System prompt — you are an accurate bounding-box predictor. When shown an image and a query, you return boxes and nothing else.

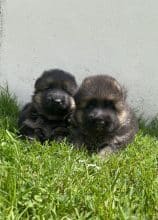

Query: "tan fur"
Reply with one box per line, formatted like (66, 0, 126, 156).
(113, 80, 122, 92)
(117, 109, 128, 125)
(70, 97, 76, 110)
(34, 93, 42, 105)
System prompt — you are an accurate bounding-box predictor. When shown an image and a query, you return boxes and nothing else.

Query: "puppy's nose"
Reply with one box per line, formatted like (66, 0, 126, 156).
(54, 98, 68, 109)
(89, 114, 104, 124)
(89, 110, 103, 120)
(95, 118, 105, 127)
(98, 119, 105, 125)
(54, 98, 62, 104)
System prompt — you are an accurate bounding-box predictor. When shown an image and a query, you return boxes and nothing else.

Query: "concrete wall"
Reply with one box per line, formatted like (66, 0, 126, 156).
(0, 0, 158, 118)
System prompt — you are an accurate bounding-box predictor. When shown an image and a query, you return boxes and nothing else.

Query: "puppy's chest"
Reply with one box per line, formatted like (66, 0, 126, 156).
(43, 119, 69, 138)
(82, 131, 113, 151)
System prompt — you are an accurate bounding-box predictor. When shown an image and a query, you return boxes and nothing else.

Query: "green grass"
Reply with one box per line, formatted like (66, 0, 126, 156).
(0, 88, 158, 220)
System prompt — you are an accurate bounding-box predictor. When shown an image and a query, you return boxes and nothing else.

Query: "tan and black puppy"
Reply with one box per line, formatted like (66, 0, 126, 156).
(70, 75, 138, 156)
(18, 69, 78, 143)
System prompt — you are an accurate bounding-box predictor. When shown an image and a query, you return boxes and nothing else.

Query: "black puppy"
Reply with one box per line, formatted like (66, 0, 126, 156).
(18, 69, 78, 142)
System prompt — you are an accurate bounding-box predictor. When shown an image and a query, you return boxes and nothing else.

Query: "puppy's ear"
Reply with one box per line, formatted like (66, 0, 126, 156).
(113, 78, 127, 102)
(121, 86, 127, 101)
(34, 72, 47, 91)
(34, 77, 42, 91)
(82, 77, 92, 87)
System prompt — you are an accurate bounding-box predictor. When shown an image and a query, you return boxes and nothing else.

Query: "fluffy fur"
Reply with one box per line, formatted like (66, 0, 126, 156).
(18, 69, 78, 142)
(69, 75, 138, 157)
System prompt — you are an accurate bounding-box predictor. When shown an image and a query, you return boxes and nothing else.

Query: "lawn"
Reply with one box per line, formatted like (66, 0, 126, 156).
(0, 88, 158, 220)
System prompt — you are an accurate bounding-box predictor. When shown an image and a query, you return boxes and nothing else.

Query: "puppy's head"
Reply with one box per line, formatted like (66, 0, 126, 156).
(33, 69, 78, 120)
(74, 75, 127, 134)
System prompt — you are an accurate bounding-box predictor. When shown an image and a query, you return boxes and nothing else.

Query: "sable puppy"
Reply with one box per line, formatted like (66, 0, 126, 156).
(18, 69, 78, 142)
(70, 75, 138, 156)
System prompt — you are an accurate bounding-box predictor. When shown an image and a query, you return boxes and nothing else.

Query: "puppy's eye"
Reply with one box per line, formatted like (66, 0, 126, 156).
(46, 87, 52, 91)
(62, 84, 68, 91)
(62, 84, 72, 95)
(103, 100, 115, 109)
(38, 87, 51, 92)
(44, 84, 55, 91)
(86, 99, 97, 109)
(62, 86, 70, 95)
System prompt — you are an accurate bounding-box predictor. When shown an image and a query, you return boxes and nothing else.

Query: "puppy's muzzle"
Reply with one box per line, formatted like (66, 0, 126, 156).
(88, 111, 111, 128)
(48, 96, 67, 109)
(46, 90, 75, 111)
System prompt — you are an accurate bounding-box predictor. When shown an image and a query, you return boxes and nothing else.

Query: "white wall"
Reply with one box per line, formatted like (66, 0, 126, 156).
(0, 0, 158, 118)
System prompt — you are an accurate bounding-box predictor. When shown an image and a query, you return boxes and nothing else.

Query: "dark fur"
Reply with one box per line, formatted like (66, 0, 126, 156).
(18, 69, 78, 142)
(69, 75, 138, 157)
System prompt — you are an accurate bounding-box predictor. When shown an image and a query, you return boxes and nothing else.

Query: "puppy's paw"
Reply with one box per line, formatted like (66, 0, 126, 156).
(97, 146, 114, 159)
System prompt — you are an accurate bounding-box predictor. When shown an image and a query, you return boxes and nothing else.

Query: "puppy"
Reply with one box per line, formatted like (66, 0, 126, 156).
(18, 69, 78, 142)
(69, 75, 138, 156)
